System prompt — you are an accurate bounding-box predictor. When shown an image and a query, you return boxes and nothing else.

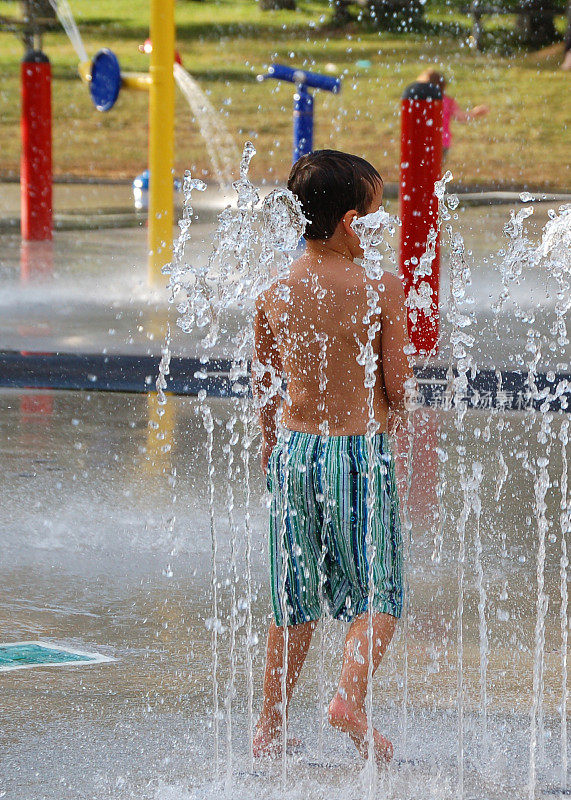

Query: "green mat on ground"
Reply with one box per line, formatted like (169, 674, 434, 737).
(0, 641, 114, 671)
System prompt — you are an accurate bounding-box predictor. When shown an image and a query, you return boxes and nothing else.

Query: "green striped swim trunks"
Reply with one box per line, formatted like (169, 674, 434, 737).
(267, 430, 403, 627)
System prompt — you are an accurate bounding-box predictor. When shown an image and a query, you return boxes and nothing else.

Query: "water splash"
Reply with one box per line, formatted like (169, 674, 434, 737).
(558, 418, 569, 792)
(156, 146, 570, 797)
(351, 215, 383, 787)
(351, 206, 398, 282)
(174, 63, 239, 190)
(528, 443, 551, 798)
(350, 207, 407, 795)
(48, 0, 88, 64)
(200, 392, 220, 776)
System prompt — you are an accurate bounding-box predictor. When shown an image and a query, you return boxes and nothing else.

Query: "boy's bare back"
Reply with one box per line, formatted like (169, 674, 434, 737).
(256, 249, 411, 437)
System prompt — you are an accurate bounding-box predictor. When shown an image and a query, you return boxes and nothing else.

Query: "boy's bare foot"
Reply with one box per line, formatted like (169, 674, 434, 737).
(328, 692, 393, 765)
(253, 716, 302, 758)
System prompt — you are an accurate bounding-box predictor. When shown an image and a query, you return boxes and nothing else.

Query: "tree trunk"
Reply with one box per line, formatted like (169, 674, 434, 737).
(516, 0, 557, 47)
(259, 0, 296, 9)
(367, 0, 424, 29)
(330, 0, 354, 26)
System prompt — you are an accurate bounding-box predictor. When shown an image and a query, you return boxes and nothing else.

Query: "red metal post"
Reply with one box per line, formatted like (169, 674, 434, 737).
(399, 81, 442, 355)
(21, 50, 53, 241)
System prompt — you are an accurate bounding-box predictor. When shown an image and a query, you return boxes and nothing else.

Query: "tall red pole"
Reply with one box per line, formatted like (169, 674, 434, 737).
(21, 49, 53, 241)
(399, 82, 442, 355)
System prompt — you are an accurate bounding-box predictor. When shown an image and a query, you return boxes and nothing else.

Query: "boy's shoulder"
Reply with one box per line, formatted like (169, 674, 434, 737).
(255, 276, 283, 312)
(370, 271, 407, 319)
(256, 257, 305, 309)
(376, 270, 406, 300)
(377, 269, 403, 290)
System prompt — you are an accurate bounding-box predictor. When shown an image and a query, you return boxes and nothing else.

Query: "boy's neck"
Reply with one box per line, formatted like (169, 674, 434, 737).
(304, 238, 355, 264)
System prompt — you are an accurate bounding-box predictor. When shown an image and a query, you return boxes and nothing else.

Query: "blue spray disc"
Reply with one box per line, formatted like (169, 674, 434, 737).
(89, 48, 121, 112)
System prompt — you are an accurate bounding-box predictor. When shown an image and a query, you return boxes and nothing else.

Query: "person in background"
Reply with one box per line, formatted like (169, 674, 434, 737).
(416, 68, 489, 160)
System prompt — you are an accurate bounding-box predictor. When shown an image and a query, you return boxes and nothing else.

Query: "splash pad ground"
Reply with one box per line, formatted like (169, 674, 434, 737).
(0, 390, 568, 800)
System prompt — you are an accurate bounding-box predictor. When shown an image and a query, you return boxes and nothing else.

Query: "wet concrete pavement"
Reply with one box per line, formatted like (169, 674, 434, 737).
(1, 389, 569, 799)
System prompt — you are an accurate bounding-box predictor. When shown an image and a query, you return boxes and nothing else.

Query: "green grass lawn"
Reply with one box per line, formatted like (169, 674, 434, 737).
(0, 0, 569, 189)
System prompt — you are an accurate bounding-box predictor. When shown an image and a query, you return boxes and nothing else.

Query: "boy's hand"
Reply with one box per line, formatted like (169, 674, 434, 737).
(388, 409, 404, 438)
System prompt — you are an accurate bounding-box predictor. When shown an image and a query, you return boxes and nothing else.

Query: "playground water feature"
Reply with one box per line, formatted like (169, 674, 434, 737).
(46, 0, 238, 191)
(2, 1, 568, 796)
(122, 143, 570, 799)
(47, 0, 87, 65)
(1, 101, 570, 800)
(173, 64, 238, 190)
(0, 182, 569, 799)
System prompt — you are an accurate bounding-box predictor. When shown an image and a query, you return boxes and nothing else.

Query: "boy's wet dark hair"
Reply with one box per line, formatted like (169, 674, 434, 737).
(287, 149, 383, 241)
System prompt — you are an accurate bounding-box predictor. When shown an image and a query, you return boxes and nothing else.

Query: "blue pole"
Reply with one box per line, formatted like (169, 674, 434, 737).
(259, 64, 340, 163)
(293, 85, 313, 163)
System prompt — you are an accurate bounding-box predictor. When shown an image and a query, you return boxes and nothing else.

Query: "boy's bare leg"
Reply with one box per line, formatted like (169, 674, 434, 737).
(253, 619, 316, 756)
(328, 612, 397, 764)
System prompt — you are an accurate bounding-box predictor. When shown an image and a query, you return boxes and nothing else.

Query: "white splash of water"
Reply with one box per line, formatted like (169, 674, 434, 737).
(48, 0, 88, 63)
(174, 62, 240, 190)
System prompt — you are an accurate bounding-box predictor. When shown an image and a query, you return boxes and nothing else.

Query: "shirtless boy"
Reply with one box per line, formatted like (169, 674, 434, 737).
(252, 150, 412, 764)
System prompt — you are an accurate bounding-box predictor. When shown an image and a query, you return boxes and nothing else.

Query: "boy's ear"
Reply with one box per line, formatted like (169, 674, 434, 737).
(341, 209, 359, 239)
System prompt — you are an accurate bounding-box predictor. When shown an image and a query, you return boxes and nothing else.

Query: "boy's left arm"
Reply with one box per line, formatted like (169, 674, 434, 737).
(378, 273, 417, 445)
(253, 297, 283, 473)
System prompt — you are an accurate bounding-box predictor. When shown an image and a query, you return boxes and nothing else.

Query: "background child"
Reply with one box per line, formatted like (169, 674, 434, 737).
(252, 150, 412, 764)
(416, 68, 489, 159)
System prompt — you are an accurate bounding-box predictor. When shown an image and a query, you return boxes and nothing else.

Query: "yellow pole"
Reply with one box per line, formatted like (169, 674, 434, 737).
(148, 0, 175, 284)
